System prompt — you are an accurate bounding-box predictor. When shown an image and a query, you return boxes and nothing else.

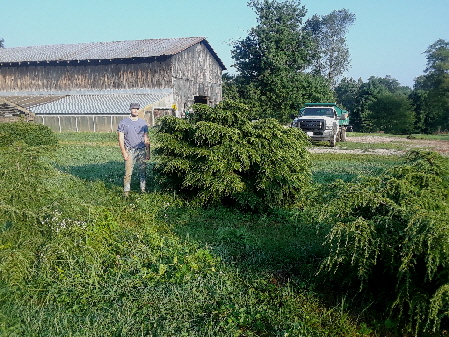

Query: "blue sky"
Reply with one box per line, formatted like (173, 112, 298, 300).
(1, 0, 447, 88)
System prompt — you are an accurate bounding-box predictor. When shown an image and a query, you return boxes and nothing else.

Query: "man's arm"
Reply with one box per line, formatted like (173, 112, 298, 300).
(118, 131, 129, 160)
(144, 132, 150, 160)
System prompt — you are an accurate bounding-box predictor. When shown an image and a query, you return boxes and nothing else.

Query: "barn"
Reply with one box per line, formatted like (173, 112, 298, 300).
(0, 37, 226, 132)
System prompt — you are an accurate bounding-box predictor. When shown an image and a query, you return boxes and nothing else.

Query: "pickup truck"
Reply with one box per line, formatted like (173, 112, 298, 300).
(291, 103, 349, 147)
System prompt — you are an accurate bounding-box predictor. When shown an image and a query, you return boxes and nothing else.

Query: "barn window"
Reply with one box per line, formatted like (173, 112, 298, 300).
(194, 96, 208, 104)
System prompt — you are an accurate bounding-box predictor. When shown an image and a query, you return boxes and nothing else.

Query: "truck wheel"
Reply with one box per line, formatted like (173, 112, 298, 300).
(329, 134, 337, 147)
(340, 128, 347, 142)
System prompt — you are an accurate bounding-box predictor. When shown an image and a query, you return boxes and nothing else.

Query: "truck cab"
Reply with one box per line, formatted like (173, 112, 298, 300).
(291, 103, 349, 147)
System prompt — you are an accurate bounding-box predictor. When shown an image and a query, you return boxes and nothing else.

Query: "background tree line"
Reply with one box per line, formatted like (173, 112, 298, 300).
(335, 39, 449, 134)
(224, 0, 449, 135)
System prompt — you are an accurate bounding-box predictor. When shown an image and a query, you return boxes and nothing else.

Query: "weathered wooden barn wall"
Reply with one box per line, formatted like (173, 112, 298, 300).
(0, 59, 172, 92)
(171, 41, 223, 110)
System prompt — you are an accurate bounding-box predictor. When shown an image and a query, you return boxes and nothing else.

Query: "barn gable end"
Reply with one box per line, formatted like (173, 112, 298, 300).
(171, 41, 224, 109)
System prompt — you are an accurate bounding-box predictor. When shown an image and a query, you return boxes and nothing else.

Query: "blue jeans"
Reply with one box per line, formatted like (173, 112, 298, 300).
(123, 147, 146, 192)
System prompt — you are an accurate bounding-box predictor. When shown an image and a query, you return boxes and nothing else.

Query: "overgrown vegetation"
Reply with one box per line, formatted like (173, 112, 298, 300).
(0, 120, 58, 147)
(2, 122, 449, 336)
(0, 125, 360, 336)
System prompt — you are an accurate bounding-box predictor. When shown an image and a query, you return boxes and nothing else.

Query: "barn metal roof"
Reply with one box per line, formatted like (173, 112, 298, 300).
(30, 92, 171, 115)
(1, 95, 65, 109)
(0, 89, 173, 115)
(0, 37, 226, 69)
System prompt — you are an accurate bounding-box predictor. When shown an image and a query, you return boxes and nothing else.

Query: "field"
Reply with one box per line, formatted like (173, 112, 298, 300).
(311, 133, 449, 156)
(1, 131, 448, 336)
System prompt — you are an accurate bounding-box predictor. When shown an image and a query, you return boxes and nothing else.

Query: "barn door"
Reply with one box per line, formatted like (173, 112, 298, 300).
(194, 96, 208, 104)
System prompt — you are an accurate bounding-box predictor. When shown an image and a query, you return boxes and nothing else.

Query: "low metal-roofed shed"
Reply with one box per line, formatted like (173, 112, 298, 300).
(0, 37, 226, 131)
(26, 89, 174, 132)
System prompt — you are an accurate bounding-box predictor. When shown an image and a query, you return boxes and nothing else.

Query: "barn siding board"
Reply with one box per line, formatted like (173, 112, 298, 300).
(0, 61, 174, 92)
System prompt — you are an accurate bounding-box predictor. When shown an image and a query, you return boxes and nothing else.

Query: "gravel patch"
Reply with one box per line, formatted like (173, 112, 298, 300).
(308, 135, 449, 156)
(309, 147, 406, 155)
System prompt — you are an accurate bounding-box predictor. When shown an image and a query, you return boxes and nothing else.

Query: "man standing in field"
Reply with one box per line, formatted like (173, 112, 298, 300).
(117, 103, 150, 197)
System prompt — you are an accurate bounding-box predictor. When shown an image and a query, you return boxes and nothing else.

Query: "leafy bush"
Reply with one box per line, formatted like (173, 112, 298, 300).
(154, 101, 311, 211)
(0, 121, 58, 148)
(320, 150, 449, 333)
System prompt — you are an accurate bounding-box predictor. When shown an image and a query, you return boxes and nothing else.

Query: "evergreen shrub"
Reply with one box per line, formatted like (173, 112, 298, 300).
(154, 101, 311, 211)
(320, 150, 449, 334)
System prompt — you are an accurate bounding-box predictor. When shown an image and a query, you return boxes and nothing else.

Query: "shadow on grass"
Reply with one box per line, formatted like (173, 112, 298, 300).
(56, 161, 158, 192)
(161, 205, 392, 335)
(164, 205, 328, 287)
(312, 171, 359, 183)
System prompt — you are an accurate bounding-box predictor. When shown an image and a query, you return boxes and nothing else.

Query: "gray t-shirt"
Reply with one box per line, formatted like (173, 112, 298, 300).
(117, 117, 148, 149)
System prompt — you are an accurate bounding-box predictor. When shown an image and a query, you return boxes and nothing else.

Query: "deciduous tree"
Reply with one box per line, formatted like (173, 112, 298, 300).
(412, 39, 449, 133)
(304, 9, 355, 87)
(425, 39, 449, 75)
(230, 0, 333, 123)
(344, 75, 411, 132)
(366, 92, 415, 134)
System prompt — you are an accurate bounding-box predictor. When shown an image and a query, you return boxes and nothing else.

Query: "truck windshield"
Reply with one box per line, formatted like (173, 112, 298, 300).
(301, 108, 334, 117)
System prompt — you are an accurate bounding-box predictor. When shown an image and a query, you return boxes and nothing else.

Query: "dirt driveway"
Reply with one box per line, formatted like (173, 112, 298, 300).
(309, 135, 449, 156)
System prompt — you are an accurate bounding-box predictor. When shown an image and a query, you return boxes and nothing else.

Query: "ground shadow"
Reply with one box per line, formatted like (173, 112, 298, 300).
(161, 205, 375, 331)
(163, 205, 328, 288)
(56, 161, 158, 192)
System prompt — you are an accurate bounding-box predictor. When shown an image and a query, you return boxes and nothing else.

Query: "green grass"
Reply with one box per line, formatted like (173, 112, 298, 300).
(57, 131, 118, 145)
(410, 133, 449, 141)
(1, 132, 420, 336)
(348, 131, 449, 141)
(311, 153, 400, 183)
